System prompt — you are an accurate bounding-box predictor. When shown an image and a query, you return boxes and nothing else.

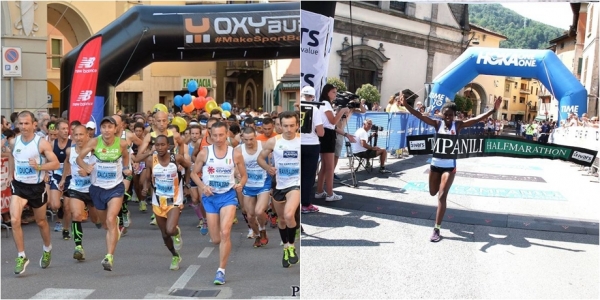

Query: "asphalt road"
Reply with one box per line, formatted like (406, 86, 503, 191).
(1, 202, 299, 299)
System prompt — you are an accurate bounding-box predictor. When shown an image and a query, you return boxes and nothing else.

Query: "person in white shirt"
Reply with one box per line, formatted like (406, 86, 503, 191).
(351, 119, 392, 174)
(299, 86, 324, 213)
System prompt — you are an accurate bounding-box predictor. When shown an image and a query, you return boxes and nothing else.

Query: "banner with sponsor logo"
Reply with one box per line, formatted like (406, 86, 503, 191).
(301, 10, 334, 99)
(183, 11, 299, 49)
(68, 35, 102, 127)
(407, 134, 598, 167)
(428, 47, 587, 126)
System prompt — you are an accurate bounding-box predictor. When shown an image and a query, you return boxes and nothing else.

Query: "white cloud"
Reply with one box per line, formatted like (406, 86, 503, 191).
(501, 2, 573, 30)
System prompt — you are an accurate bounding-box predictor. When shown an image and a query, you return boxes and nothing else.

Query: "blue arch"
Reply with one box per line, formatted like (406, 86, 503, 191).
(428, 47, 587, 125)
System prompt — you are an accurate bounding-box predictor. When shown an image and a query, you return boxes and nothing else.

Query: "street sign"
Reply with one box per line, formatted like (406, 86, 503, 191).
(2, 47, 22, 77)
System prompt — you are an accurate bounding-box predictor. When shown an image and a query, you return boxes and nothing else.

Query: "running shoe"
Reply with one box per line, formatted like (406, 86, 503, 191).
(14, 256, 29, 274)
(253, 237, 262, 248)
(40, 250, 51, 269)
(53, 222, 62, 232)
(151, 213, 155, 220)
(325, 193, 342, 202)
(150, 218, 157, 226)
(214, 270, 225, 285)
(259, 230, 269, 246)
(247, 228, 256, 239)
(102, 254, 113, 271)
(197, 219, 204, 228)
(269, 215, 278, 228)
(62, 230, 71, 240)
(314, 192, 327, 199)
(379, 167, 392, 174)
(73, 245, 85, 261)
(139, 201, 147, 212)
(282, 247, 290, 268)
(430, 228, 441, 242)
(123, 211, 131, 228)
(232, 216, 238, 224)
(170, 255, 181, 271)
(333, 174, 342, 181)
(301, 205, 319, 214)
(173, 226, 182, 251)
(200, 223, 208, 236)
(287, 245, 299, 264)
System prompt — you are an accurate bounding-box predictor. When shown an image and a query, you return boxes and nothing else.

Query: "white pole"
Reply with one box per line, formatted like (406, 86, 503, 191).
(10, 77, 14, 112)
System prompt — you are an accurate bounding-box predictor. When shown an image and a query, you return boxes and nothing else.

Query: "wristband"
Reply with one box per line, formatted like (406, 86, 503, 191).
(37, 165, 41, 171)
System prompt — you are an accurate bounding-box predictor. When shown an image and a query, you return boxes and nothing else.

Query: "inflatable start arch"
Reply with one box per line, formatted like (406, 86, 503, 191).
(60, 2, 300, 126)
(428, 47, 587, 125)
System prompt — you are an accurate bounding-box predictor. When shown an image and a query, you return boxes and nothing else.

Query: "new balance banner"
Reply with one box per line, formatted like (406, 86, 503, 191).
(182, 11, 300, 49)
(301, 9, 334, 99)
(69, 35, 102, 126)
(407, 134, 598, 167)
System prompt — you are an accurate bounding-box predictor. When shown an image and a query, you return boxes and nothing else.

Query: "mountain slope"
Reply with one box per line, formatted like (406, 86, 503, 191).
(469, 4, 566, 49)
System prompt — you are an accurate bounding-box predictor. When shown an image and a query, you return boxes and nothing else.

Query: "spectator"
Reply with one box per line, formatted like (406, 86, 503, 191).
(351, 118, 392, 174)
(300, 86, 324, 214)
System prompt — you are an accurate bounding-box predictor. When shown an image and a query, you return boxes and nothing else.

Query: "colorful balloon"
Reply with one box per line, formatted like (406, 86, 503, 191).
(183, 103, 195, 113)
(193, 96, 205, 109)
(223, 110, 231, 118)
(182, 94, 192, 106)
(221, 102, 232, 112)
(205, 100, 218, 112)
(174, 95, 183, 107)
(187, 80, 198, 93)
(198, 87, 208, 97)
(153, 103, 168, 113)
(171, 116, 187, 133)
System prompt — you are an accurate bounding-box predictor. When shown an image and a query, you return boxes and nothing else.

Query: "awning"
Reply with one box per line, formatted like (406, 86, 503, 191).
(273, 83, 281, 106)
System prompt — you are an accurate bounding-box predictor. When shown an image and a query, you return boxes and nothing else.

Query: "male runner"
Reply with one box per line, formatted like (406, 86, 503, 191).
(257, 111, 300, 268)
(190, 121, 247, 285)
(255, 117, 278, 229)
(112, 114, 143, 234)
(8, 111, 60, 274)
(240, 127, 271, 247)
(63, 125, 100, 261)
(77, 116, 131, 271)
(48, 120, 72, 240)
(143, 135, 190, 270)
(187, 124, 208, 235)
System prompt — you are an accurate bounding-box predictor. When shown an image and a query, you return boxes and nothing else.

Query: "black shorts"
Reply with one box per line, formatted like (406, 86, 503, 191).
(66, 189, 94, 207)
(272, 186, 300, 202)
(355, 150, 377, 159)
(10, 180, 48, 209)
(430, 165, 456, 174)
(319, 128, 336, 153)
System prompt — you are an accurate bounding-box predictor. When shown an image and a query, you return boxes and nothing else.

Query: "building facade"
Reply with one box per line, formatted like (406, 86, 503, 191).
(1, 0, 293, 119)
(326, 2, 470, 106)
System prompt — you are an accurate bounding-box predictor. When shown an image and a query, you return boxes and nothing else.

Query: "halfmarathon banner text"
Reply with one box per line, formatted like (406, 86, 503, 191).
(300, 10, 334, 99)
(407, 134, 598, 167)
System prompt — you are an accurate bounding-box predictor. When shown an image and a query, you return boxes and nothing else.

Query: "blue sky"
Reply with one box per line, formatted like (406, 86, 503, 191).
(501, 2, 573, 30)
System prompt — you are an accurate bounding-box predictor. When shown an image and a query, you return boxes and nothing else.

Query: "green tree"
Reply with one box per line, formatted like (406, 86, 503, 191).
(326, 77, 347, 93)
(356, 84, 381, 105)
(453, 94, 473, 113)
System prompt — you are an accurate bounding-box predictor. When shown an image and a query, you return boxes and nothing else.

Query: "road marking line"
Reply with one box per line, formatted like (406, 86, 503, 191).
(31, 288, 95, 299)
(198, 246, 214, 258)
(170, 265, 200, 291)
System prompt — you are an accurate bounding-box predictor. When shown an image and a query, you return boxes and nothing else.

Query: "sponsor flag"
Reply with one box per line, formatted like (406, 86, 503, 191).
(68, 35, 102, 127)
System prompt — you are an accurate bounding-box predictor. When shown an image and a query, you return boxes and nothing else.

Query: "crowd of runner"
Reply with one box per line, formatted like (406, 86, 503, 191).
(0, 104, 300, 285)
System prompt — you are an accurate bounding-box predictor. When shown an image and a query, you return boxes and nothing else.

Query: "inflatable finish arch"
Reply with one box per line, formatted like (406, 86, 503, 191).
(428, 47, 587, 125)
(61, 2, 300, 122)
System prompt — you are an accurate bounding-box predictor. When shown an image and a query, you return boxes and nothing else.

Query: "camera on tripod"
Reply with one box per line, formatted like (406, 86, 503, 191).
(334, 91, 361, 109)
(370, 124, 383, 132)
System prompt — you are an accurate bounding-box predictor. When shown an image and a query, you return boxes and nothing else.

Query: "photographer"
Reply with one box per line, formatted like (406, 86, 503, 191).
(300, 86, 324, 214)
(351, 119, 392, 174)
(315, 84, 349, 202)
(333, 93, 365, 181)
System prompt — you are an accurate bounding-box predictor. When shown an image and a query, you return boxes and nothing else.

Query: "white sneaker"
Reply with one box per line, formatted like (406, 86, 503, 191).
(247, 228, 256, 239)
(325, 193, 343, 202)
(315, 192, 327, 199)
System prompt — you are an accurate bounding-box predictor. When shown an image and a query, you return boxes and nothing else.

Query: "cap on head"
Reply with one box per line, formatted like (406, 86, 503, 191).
(100, 116, 117, 126)
(301, 86, 315, 96)
(86, 121, 96, 129)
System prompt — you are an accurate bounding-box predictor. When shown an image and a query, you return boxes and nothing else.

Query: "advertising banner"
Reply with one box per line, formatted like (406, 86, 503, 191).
(68, 35, 102, 126)
(183, 10, 300, 49)
(1, 157, 10, 214)
(407, 134, 598, 167)
(301, 10, 333, 99)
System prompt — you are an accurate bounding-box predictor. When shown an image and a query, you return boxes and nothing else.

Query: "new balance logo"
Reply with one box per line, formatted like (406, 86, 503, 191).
(77, 90, 93, 101)
(78, 57, 96, 68)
